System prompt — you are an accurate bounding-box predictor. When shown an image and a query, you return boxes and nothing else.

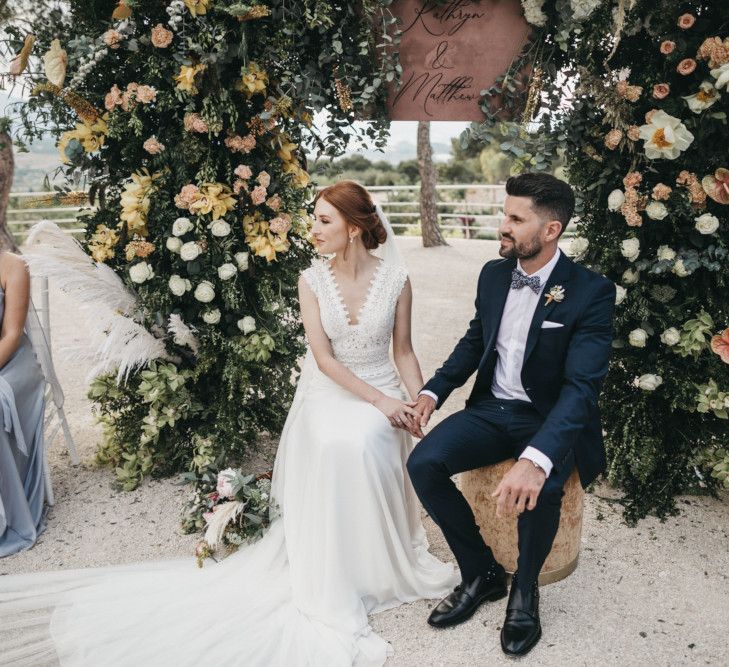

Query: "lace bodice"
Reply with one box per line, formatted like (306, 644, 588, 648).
(302, 258, 409, 379)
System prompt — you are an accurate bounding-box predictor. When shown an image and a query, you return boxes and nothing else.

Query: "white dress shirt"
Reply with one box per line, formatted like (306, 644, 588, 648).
(420, 249, 562, 477)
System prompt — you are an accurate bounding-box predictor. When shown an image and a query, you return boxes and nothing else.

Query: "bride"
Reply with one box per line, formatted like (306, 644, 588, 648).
(0, 180, 457, 666)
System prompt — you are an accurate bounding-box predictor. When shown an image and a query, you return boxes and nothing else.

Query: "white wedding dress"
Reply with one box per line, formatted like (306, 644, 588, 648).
(0, 256, 457, 666)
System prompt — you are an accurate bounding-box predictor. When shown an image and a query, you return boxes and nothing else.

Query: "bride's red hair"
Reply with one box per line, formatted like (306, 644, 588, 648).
(314, 180, 387, 250)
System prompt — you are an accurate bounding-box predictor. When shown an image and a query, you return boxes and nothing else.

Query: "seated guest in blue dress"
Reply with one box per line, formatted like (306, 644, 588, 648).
(0, 251, 47, 557)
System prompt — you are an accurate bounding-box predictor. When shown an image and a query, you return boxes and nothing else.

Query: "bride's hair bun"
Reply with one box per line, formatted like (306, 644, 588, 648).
(314, 180, 387, 250)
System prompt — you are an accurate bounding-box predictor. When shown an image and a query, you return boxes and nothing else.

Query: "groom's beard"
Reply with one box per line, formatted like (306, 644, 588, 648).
(499, 235, 542, 260)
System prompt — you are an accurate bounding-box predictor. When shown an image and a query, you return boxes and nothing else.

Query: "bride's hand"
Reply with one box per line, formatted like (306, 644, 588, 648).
(374, 395, 420, 430)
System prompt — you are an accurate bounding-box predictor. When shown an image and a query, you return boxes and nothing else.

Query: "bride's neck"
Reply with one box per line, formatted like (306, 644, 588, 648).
(331, 247, 373, 278)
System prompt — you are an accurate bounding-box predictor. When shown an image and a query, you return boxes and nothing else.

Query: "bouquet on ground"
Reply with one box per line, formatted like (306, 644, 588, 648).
(183, 467, 276, 566)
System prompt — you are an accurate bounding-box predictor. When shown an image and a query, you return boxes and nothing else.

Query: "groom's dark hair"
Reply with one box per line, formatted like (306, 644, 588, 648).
(505, 173, 575, 237)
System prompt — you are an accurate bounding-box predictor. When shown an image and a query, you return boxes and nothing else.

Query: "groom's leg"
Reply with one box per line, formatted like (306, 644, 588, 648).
(515, 449, 576, 589)
(407, 403, 513, 582)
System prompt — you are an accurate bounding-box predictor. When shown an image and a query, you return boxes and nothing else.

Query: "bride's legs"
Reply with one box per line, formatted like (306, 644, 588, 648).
(406, 403, 514, 582)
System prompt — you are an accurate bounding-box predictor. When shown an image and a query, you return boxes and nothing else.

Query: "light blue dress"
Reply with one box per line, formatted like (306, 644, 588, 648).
(0, 286, 47, 557)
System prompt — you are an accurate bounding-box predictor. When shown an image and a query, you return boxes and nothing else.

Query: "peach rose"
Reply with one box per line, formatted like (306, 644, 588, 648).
(652, 183, 672, 201)
(233, 179, 249, 195)
(151, 24, 173, 48)
(136, 85, 157, 104)
(234, 165, 252, 180)
(257, 171, 271, 188)
(143, 137, 165, 154)
(652, 83, 670, 99)
(677, 58, 697, 75)
(104, 84, 123, 111)
(623, 171, 643, 188)
(604, 129, 623, 150)
(269, 216, 291, 235)
(175, 184, 201, 210)
(627, 125, 641, 141)
(660, 40, 676, 55)
(250, 185, 267, 205)
(103, 29, 123, 49)
(266, 194, 281, 211)
(677, 13, 695, 29)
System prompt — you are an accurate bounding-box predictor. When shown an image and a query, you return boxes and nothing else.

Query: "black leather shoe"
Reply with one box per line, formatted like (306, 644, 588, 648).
(428, 564, 507, 628)
(500, 573, 541, 656)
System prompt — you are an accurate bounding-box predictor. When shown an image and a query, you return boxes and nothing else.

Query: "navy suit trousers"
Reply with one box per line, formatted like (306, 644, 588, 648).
(407, 395, 575, 588)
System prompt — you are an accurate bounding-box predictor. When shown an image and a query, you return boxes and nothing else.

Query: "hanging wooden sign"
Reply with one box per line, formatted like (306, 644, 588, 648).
(385, 0, 532, 121)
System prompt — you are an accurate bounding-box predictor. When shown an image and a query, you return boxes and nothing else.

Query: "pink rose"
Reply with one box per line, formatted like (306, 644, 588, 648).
(234, 164, 252, 180)
(104, 84, 123, 111)
(652, 83, 670, 99)
(677, 58, 697, 75)
(269, 216, 291, 235)
(136, 85, 157, 104)
(103, 29, 123, 49)
(677, 13, 695, 29)
(266, 194, 281, 211)
(151, 24, 173, 48)
(216, 469, 237, 499)
(257, 171, 271, 188)
(660, 40, 676, 55)
(143, 137, 165, 154)
(251, 185, 267, 205)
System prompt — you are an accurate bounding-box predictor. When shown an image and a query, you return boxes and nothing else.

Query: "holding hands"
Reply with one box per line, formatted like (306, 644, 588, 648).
(374, 395, 421, 431)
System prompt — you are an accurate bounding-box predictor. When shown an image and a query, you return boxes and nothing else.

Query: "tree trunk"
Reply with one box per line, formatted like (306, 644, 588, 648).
(417, 121, 447, 248)
(0, 131, 20, 252)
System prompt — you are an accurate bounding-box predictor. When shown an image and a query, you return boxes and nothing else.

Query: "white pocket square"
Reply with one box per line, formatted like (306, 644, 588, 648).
(541, 321, 564, 329)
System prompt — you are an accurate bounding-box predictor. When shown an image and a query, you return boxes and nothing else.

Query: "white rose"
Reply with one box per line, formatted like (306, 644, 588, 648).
(635, 374, 663, 391)
(129, 261, 154, 284)
(210, 220, 231, 237)
(660, 327, 681, 346)
(202, 308, 221, 324)
(234, 251, 249, 271)
(622, 268, 640, 284)
(237, 315, 256, 334)
(172, 217, 194, 237)
(166, 236, 182, 253)
(216, 468, 237, 499)
(656, 245, 676, 261)
(672, 259, 689, 277)
(694, 213, 719, 235)
(620, 238, 640, 261)
(218, 263, 237, 280)
(607, 189, 625, 212)
(628, 328, 648, 348)
(194, 280, 215, 303)
(615, 285, 627, 305)
(168, 274, 188, 296)
(567, 236, 589, 259)
(646, 201, 668, 220)
(180, 241, 201, 261)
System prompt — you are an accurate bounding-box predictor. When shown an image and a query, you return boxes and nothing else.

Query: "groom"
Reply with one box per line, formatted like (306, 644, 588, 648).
(404, 173, 615, 656)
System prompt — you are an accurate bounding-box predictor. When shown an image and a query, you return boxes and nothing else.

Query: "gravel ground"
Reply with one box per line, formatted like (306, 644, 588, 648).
(2, 237, 727, 666)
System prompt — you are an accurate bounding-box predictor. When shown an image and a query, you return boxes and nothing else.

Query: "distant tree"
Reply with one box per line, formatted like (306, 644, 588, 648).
(417, 121, 446, 247)
(396, 159, 420, 184)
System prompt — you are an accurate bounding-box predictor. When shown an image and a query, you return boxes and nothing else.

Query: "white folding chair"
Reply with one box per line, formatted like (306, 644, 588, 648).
(30, 276, 79, 507)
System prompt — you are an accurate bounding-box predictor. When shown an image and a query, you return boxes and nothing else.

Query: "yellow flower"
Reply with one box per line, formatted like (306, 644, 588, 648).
(243, 214, 290, 262)
(276, 139, 297, 163)
(175, 63, 206, 94)
(88, 224, 120, 263)
(112, 1, 132, 20)
(283, 161, 310, 189)
(188, 183, 237, 220)
(57, 114, 109, 163)
(238, 62, 268, 97)
(184, 0, 210, 17)
(119, 170, 160, 237)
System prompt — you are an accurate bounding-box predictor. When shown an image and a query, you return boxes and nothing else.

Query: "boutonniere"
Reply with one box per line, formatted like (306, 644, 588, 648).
(545, 285, 565, 306)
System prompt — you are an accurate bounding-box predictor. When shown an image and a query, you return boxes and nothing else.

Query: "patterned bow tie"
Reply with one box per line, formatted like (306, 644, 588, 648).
(510, 269, 541, 294)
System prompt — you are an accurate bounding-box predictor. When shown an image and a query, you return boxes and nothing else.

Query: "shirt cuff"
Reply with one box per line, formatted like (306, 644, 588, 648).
(519, 446, 553, 478)
(418, 389, 438, 404)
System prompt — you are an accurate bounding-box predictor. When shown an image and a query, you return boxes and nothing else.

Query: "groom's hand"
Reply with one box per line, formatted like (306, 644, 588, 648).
(492, 460, 546, 518)
(410, 394, 436, 438)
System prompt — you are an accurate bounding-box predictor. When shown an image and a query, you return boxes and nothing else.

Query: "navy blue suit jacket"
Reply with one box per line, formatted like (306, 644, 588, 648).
(422, 252, 616, 487)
